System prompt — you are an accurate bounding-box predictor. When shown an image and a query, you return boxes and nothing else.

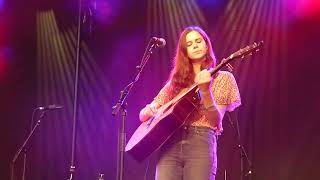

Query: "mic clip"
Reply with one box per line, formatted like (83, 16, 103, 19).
(151, 37, 166, 48)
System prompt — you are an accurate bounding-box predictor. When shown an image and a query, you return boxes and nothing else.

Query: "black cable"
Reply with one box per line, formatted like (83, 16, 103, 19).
(143, 158, 151, 180)
(30, 108, 39, 132)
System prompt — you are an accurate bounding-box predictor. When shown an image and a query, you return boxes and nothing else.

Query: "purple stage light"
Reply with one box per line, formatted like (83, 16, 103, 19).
(197, 0, 225, 7)
(0, 0, 4, 11)
(90, 0, 124, 25)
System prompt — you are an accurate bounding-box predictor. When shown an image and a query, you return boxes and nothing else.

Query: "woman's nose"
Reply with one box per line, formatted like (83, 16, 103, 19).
(193, 44, 198, 49)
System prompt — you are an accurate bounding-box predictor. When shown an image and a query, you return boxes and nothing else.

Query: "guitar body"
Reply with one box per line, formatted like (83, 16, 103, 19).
(125, 87, 199, 161)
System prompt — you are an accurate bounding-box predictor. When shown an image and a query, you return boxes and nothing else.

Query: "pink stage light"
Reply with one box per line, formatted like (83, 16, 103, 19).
(0, 48, 9, 80)
(285, 0, 320, 19)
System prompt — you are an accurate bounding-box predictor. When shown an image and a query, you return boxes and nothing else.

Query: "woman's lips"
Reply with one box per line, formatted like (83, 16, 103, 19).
(193, 50, 202, 54)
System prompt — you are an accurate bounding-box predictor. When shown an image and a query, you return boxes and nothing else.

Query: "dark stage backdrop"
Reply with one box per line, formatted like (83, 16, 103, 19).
(1, 0, 320, 180)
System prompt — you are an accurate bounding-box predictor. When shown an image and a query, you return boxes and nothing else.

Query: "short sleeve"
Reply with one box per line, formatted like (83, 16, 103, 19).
(212, 71, 241, 112)
(153, 81, 172, 106)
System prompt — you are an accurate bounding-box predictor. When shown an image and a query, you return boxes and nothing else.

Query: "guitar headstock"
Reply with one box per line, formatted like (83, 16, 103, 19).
(223, 41, 264, 63)
(210, 41, 263, 75)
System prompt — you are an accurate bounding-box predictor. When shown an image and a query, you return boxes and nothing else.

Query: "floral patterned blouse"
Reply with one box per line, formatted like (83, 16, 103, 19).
(152, 71, 241, 129)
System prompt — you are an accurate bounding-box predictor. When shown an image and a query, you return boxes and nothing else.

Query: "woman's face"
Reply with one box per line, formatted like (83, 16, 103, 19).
(185, 30, 208, 61)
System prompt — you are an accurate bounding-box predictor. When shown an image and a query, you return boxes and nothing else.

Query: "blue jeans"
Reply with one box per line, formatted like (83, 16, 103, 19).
(155, 126, 217, 180)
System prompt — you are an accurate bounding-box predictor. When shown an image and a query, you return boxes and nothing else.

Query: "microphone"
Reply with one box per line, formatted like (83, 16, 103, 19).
(37, 104, 64, 110)
(151, 37, 166, 48)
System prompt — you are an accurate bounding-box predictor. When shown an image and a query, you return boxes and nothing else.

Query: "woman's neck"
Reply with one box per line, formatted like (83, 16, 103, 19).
(192, 58, 205, 74)
(192, 63, 201, 74)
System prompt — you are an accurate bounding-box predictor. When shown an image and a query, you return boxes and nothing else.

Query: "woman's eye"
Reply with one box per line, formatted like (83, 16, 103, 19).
(187, 42, 192, 47)
(196, 38, 202, 43)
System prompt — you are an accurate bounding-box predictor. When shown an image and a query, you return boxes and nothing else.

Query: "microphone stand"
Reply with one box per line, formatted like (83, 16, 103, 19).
(226, 111, 253, 180)
(66, 0, 87, 179)
(10, 110, 47, 180)
(112, 39, 161, 180)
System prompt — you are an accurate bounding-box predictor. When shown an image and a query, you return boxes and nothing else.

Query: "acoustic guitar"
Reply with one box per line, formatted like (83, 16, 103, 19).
(125, 41, 263, 161)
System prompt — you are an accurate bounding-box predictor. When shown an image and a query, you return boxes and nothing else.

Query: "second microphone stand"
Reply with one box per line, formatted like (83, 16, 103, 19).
(226, 111, 253, 180)
(10, 110, 47, 180)
(112, 38, 162, 180)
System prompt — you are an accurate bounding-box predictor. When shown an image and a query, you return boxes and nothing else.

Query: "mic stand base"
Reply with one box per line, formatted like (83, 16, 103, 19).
(67, 166, 75, 180)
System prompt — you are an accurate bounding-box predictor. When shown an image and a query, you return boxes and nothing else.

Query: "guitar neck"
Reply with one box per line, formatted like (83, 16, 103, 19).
(209, 59, 229, 77)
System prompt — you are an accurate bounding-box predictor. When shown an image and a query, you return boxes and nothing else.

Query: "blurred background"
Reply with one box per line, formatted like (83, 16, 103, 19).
(1, 0, 320, 179)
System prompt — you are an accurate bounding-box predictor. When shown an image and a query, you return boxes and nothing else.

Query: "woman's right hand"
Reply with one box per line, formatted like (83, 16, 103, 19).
(139, 104, 157, 122)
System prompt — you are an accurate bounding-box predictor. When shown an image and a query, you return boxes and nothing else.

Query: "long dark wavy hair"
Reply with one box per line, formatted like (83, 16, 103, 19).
(167, 26, 217, 97)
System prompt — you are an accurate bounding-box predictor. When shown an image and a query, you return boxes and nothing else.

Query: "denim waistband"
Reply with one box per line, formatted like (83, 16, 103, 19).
(181, 125, 213, 132)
